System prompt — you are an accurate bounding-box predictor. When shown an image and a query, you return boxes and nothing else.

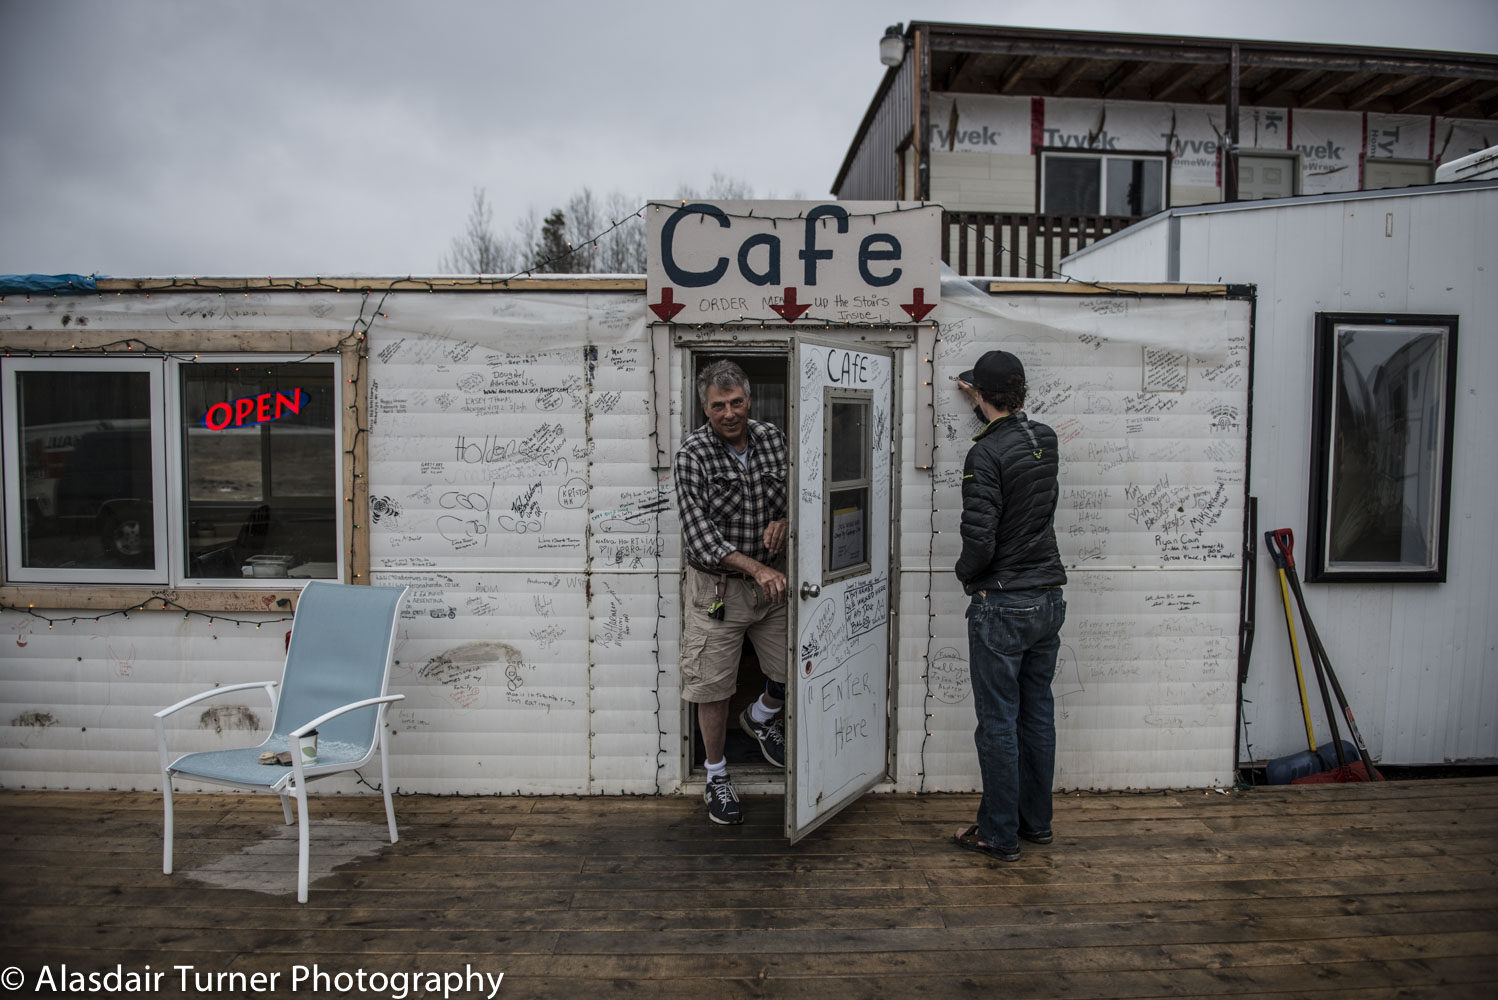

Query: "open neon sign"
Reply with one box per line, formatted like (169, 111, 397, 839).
(203, 389, 307, 430)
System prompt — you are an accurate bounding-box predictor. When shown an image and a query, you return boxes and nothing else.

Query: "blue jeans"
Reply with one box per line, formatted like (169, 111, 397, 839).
(966, 587, 1066, 849)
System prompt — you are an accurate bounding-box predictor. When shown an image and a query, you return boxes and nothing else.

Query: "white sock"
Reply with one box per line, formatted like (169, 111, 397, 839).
(705, 758, 728, 781)
(750, 695, 778, 725)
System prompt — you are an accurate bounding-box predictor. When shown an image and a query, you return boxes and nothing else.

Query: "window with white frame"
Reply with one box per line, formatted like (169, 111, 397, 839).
(1041, 152, 1167, 217)
(2, 355, 341, 586)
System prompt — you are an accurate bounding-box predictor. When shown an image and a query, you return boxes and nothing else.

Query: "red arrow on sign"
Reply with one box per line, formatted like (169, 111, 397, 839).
(650, 287, 685, 322)
(901, 287, 936, 322)
(770, 287, 810, 323)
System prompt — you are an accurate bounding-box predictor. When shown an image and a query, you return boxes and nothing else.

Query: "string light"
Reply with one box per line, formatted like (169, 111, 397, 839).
(920, 334, 939, 792)
(7, 204, 994, 796)
(2, 598, 292, 631)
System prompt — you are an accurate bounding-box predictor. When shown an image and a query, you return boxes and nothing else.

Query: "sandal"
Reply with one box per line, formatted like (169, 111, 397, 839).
(954, 824, 1020, 862)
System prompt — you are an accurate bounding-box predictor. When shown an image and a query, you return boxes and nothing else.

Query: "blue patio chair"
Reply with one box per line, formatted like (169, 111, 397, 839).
(154, 581, 409, 902)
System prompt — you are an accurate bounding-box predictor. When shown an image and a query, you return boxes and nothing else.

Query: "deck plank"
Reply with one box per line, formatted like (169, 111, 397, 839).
(3, 779, 1497, 996)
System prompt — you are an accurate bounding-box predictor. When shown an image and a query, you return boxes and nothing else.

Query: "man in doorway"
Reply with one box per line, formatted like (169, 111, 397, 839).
(674, 360, 790, 824)
(950, 350, 1068, 861)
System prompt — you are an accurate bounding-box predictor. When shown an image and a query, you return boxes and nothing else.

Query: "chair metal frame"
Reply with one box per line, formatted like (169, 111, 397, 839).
(155, 582, 408, 902)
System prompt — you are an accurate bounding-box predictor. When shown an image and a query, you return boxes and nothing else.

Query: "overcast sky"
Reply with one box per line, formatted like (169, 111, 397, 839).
(2, 0, 1494, 277)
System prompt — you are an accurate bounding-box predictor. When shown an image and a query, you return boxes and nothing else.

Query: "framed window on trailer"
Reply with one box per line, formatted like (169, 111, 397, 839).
(1, 355, 343, 587)
(1306, 313, 1458, 582)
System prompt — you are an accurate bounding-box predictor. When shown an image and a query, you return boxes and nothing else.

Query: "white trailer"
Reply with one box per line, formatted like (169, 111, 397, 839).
(2, 205, 1255, 834)
(1064, 180, 1498, 771)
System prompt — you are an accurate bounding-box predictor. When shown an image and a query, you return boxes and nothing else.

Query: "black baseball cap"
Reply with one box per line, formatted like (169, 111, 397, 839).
(958, 350, 1025, 391)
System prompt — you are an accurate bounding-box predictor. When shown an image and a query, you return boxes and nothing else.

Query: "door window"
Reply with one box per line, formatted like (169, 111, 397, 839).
(823, 390, 873, 581)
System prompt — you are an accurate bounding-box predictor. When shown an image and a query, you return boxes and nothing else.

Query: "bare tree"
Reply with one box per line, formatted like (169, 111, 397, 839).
(442, 174, 754, 276)
(599, 191, 647, 274)
(676, 171, 756, 201)
(509, 207, 540, 270)
(439, 188, 506, 274)
(562, 188, 602, 272)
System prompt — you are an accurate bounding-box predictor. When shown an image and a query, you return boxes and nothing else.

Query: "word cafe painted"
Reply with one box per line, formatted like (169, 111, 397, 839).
(646, 201, 941, 327)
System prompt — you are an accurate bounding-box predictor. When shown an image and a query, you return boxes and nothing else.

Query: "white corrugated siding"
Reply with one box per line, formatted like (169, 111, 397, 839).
(365, 323, 682, 795)
(1, 610, 292, 791)
(2, 283, 1251, 795)
(897, 288, 1251, 791)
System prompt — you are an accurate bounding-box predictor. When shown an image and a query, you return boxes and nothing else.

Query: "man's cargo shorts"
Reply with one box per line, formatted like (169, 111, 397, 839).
(679, 564, 788, 703)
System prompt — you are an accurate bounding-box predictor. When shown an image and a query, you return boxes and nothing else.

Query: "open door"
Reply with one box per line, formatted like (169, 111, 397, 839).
(786, 338, 894, 842)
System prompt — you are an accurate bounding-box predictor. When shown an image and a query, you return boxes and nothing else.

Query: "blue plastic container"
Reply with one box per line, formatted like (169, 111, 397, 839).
(1265, 741, 1360, 784)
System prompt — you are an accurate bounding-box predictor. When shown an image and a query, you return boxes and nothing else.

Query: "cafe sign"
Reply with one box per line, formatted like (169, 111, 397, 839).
(646, 200, 941, 327)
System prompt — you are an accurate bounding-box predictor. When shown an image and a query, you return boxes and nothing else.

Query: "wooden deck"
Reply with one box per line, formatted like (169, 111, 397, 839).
(2, 778, 1497, 998)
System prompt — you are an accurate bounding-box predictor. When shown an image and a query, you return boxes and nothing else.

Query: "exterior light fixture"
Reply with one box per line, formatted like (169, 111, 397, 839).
(879, 23, 905, 68)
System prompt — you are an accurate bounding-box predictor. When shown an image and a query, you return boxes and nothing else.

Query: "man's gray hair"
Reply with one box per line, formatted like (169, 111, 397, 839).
(696, 359, 751, 406)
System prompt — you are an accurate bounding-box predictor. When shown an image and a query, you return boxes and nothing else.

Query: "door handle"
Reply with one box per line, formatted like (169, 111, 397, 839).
(800, 582, 821, 600)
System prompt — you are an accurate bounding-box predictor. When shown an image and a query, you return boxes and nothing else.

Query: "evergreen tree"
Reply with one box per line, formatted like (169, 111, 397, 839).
(531, 209, 571, 273)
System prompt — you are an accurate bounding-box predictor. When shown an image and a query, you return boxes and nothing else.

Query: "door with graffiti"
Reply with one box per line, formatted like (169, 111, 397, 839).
(786, 338, 894, 842)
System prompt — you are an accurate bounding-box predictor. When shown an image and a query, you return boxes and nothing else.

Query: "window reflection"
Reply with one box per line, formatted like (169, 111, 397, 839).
(15, 370, 156, 570)
(182, 363, 338, 579)
(1327, 329, 1445, 568)
(824, 391, 873, 581)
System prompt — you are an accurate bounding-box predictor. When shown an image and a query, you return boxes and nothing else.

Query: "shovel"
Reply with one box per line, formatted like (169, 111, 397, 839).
(1262, 530, 1332, 783)
(1267, 530, 1382, 783)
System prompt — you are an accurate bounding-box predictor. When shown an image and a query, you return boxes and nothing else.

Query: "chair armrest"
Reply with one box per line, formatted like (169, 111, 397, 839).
(156, 681, 279, 776)
(289, 694, 405, 739)
(155, 681, 279, 720)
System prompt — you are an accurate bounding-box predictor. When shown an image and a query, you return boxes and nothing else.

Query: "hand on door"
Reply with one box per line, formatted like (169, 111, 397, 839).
(762, 518, 788, 558)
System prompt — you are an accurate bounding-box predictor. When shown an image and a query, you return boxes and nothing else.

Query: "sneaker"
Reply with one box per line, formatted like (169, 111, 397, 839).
(739, 707, 786, 768)
(703, 774, 744, 825)
(1019, 829, 1054, 845)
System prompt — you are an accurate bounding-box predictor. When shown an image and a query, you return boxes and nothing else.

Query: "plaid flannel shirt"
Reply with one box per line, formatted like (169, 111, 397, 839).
(674, 418, 788, 569)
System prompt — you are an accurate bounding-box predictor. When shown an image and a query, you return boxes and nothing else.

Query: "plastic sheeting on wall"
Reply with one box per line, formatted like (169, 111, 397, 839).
(1, 279, 1250, 795)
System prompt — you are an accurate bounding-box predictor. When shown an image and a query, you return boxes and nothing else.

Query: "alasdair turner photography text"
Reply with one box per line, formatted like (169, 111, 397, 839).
(9, 963, 505, 998)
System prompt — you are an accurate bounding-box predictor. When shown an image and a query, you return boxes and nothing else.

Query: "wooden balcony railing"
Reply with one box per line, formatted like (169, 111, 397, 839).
(941, 212, 1140, 279)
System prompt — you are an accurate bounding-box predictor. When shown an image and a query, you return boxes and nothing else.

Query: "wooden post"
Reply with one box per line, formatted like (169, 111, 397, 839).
(341, 338, 370, 584)
(910, 26, 922, 200)
(1225, 43, 1241, 203)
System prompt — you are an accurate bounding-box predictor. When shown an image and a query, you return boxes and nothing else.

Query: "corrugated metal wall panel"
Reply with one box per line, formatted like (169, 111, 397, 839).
(1, 611, 289, 790)
(836, 57, 913, 201)
(363, 324, 685, 795)
(588, 573, 676, 794)
(3, 283, 1256, 797)
(587, 339, 680, 793)
(1158, 187, 1498, 767)
(897, 292, 1250, 792)
(375, 569, 592, 793)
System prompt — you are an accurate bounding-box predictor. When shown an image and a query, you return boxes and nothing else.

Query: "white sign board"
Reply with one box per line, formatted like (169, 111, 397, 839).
(645, 200, 941, 327)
